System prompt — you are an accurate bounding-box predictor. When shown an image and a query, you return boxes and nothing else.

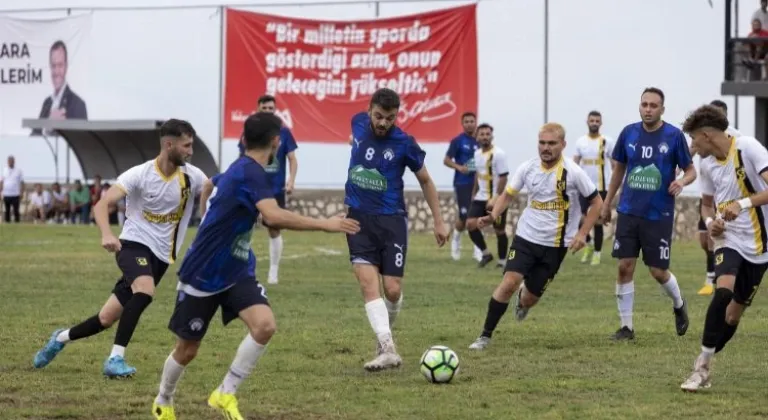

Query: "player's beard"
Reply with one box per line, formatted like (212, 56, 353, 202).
(588, 125, 599, 134)
(370, 122, 391, 137)
(170, 150, 187, 166)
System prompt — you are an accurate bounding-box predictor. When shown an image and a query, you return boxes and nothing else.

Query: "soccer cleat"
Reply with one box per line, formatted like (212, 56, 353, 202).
(103, 355, 137, 378)
(590, 252, 601, 266)
(152, 402, 176, 420)
(580, 245, 594, 263)
(698, 283, 714, 296)
(681, 366, 711, 392)
(477, 254, 494, 268)
(33, 328, 66, 369)
(513, 288, 529, 322)
(268, 266, 278, 285)
(208, 389, 244, 420)
(496, 260, 505, 269)
(611, 326, 635, 341)
(364, 341, 402, 371)
(674, 299, 689, 336)
(473, 246, 483, 262)
(450, 240, 461, 261)
(468, 336, 490, 350)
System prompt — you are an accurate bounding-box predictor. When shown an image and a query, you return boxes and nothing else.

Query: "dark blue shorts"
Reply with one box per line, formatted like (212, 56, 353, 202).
(346, 208, 409, 277)
(611, 212, 673, 270)
(168, 278, 270, 341)
(454, 184, 474, 222)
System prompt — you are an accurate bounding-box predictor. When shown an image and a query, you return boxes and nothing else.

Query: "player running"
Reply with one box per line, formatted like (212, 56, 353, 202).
(346, 88, 448, 372)
(468, 122, 603, 350)
(679, 104, 768, 391)
(151, 112, 359, 420)
(693, 100, 743, 296)
(573, 110, 615, 266)
(466, 123, 511, 268)
(33, 119, 208, 378)
(601, 87, 696, 341)
(444, 112, 482, 262)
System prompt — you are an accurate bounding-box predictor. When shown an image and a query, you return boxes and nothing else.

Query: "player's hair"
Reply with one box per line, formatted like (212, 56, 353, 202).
(258, 94, 276, 105)
(540, 122, 566, 140)
(461, 112, 476, 120)
(159, 119, 196, 140)
(641, 87, 665, 104)
(587, 110, 601, 118)
(50, 40, 67, 61)
(681, 105, 730, 134)
(369, 88, 400, 111)
(243, 112, 283, 150)
(477, 123, 493, 132)
(710, 99, 728, 113)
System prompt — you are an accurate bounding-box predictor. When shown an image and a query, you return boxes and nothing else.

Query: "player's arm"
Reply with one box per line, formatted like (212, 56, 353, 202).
(258, 199, 357, 232)
(443, 139, 463, 171)
(489, 163, 525, 221)
(742, 140, 768, 208)
(573, 141, 582, 165)
(94, 185, 128, 237)
(414, 166, 444, 224)
(576, 169, 603, 238)
(199, 178, 214, 215)
(604, 130, 628, 208)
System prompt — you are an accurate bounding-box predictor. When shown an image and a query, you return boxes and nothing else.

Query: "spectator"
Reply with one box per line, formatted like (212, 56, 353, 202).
(745, 19, 768, 80)
(68, 180, 90, 224)
(0, 155, 24, 223)
(753, 0, 768, 31)
(27, 183, 52, 223)
(50, 182, 69, 223)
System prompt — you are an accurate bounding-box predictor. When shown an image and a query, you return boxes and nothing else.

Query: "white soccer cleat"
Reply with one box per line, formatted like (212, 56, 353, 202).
(680, 368, 711, 392)
(364, 342, 402, 372)
(450, 246, 461, 261)
(473, 246, 483, 262)
(468, 336, 490, 350)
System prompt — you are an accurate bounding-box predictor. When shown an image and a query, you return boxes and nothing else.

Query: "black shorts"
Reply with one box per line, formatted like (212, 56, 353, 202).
(112, 240, 169, 306)
(168, 278, 270, 341)
(262, 192, 286, 228)
(346, 208, 409, 277)
(579, 191, 607, 215)
(611, 213, 673, 270)
(504, 236, 568, 298)
(468, 200, 507, 229)
(698, 199, 707, 232)
(713, 248, 768, 306)
(454, 184, 474, 222)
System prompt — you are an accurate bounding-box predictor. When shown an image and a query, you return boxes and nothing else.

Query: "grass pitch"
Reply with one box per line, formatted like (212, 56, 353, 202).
(2, 224, 768, 419)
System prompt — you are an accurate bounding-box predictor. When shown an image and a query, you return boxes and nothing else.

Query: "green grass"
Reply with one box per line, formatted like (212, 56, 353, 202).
(2, 224, 768, 419)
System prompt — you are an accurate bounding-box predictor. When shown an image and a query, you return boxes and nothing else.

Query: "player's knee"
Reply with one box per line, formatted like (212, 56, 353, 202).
(617, 260, 635, 279)
(97, 308, 119, 328)
(725, 301, 745, 325)
(268, 227, 281, 238)
(249, 318, 277, 343)
(648, 267, 667, 283)
(131, 276, 155, 296)
(382, 280, 401, 301)
(174, 339, 201, 365)
(497, 273, 522, 300)
(466, 218, 478, 231)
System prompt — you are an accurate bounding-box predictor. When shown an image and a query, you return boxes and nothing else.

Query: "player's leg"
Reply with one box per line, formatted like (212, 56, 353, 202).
(266, 193, 286, 284)
(515, 247, 569, 321)
(154, 288, 221, 418)
(578, 195, 594, 264)
(467, 200, 494, 267)
(698, 226, 716, 296)
(451, 184, 471, 261)
(610, 213, 642, 340)
(468, 236, 536, 350)
(492, 208, 509, 268)
(33, 293, 123, 369)
(639, 217, 688, 337)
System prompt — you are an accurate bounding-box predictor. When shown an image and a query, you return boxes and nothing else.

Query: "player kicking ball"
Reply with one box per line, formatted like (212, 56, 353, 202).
(345, 88, 448, 371)
(679, 105, 768, 391)
(468, 123, 603, 350)
(151, 112, 360, 420)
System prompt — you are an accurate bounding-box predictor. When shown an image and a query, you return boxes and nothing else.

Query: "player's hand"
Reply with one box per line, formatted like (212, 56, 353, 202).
(709, 218, 725, 237)
(50, 108, 66, 120)
(722, 201, 742, 221)
(457, 165, 469, 174)
(569, 233, 588, 254)
(477, 215, 493, 228)
(433, 219, 449, 247)
(101, 233, 121, 253)
(324, 215, 360, 234)
(668, 180, 685, 196)
(599, 206, 612, 225)
(285, 181, 294, 195)
(485, 198, 496, 210)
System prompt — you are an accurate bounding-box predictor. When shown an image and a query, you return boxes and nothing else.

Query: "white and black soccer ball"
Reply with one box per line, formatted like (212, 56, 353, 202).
(419, 345, 460, 384)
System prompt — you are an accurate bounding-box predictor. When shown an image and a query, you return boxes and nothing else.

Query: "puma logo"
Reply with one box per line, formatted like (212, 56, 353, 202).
(393, 243, 404, 252)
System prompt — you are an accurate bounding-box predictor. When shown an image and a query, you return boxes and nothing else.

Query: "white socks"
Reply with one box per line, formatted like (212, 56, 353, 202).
(365, 298, 392, 344)
(155, 354, 186, 405)
(616, 281, 635, 331)
(661, 272, 684, 309)
(110, 344, 126, 358)
(219, 334, 267, 395)
(268, 235, 283, 283)
(706, 272, 715, 286)
(451, 229, 462, 246)
(56, 329, 71, 344)
(384, 294, 403, 326)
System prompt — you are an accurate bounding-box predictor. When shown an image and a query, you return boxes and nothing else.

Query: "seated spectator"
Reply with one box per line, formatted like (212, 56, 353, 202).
(68, 180, 91, 224)
(27, 183, 52, 223)
(50, 182, 69, 223)
(754, 0, 768, 30)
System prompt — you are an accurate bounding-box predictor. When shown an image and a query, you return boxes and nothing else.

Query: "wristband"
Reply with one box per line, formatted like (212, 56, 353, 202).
(705, 217, 714, 229)
(738, 198, 753, 210)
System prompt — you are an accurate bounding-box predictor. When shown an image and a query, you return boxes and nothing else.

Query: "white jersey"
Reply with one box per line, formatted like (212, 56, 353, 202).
(114, 159, 207, 264)
(473, 146, 509, 201)
(507, 157, 597, 248)
(699, 135, 768, 264)
(573, 134, 614, 192)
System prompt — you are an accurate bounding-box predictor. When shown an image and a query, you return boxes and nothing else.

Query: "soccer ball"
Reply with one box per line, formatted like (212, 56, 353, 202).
(419, 345, 460, 384)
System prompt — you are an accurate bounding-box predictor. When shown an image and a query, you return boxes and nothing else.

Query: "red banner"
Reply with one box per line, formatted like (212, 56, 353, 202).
(222, 5, 478, 143)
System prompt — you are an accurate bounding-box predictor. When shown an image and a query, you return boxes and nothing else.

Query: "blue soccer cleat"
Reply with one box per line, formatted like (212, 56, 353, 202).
(33, 328, 66, 369)
(103, 355, 137, 378)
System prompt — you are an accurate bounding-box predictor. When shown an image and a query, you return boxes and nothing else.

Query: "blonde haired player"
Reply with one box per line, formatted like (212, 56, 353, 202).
(467, 123, 603, 350)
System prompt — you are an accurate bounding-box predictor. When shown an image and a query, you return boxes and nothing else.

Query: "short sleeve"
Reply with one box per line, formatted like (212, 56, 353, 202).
(506, 161, 528, 194)
(494, 150, 510, 176)
(674, 130, 693, 170)
(115, 165, 143, 196)
(745, 138, 768, 175)
(605, 137, 616, 159)
(242, 164, 275, 206)
(191, 167, 208, 195)
(282, 128, 298, 153)
(699, 164, 715, 196)
(445, 138, 458, 159)
(612, 127, 628, 163)
(405, 136, 426, 173)
(573, 165, 598, 198)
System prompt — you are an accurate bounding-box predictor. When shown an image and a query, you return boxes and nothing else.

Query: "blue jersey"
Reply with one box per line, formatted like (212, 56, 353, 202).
(177, 156, 274, 293)
(345, 112, 426, 216)
(238, 126, 297, 195)
(612, 121, 692, 221)
(445, 133, 478, 186)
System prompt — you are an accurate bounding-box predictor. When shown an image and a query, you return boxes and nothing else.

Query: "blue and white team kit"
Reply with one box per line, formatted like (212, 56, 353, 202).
(445, 132, 478, 220)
